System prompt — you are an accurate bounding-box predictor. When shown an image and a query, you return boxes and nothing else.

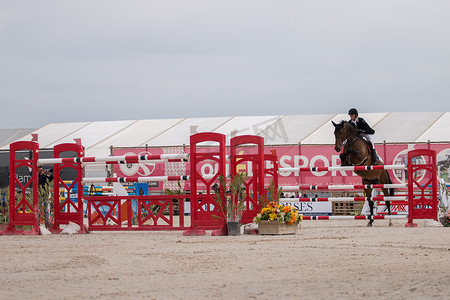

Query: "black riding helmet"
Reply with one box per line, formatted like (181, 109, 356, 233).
(348, 108, 358, 116)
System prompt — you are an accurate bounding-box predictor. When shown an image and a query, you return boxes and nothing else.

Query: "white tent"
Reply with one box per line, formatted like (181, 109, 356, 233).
(0, 128, 35, 148)
(2, 112, 450, 178)
(3, 112, 450, 154)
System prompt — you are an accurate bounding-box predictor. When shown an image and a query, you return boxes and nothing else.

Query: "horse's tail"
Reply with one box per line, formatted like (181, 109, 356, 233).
(385, 170, 395, 196)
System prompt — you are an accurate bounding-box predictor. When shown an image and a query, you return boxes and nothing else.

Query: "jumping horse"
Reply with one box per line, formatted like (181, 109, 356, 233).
(332, 120, 394, 226)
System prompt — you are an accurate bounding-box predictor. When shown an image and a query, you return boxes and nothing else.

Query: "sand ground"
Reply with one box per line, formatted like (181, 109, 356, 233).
(1, 219, 449, 300)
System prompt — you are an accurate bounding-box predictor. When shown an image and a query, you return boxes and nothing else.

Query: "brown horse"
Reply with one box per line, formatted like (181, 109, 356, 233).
(332, 120, 393, 226)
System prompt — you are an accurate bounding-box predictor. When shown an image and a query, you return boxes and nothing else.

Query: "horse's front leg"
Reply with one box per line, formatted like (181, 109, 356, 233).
(382, 188, 393, 227)
(386, 200, 393, 226)
(339, 152, 350, 166)
(364, 187, 374, 227)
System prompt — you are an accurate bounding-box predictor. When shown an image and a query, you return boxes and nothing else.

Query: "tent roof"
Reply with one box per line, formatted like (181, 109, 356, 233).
(0, 128, 35, 148)
(372, 112, 444, 143)
(2, 113, 450, 158)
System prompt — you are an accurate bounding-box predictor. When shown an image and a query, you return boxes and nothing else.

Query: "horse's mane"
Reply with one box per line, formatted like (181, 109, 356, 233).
(334, 120, 359, 137)
(335, 120, 355, 129)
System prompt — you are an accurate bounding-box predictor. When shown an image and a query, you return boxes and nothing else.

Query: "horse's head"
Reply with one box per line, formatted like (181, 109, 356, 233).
(332, 120, 347, 152)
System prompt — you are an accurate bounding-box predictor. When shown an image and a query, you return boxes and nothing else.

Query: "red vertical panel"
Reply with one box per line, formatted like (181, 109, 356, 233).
(230, 135, 265, 224)
(0, 141, 40, 235)
(51, 143, 85, 233)
(406, 149, 438, 227)
(184, 132, 227, 236)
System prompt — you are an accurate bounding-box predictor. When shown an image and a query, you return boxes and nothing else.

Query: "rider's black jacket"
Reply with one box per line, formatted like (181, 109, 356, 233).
(348, 117, 375, 135)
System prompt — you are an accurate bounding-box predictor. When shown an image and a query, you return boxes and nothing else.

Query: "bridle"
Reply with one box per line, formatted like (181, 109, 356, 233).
(341, 132, 359, 148)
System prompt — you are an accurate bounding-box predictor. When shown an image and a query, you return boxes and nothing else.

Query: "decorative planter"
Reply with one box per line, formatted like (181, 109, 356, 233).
(257, 220, 299, 235)
(227, 222, 241, 236)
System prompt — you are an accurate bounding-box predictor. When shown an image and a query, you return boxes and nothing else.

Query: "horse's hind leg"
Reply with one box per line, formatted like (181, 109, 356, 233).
(367, 200, 374, 227)
(364, 187, 374, 227)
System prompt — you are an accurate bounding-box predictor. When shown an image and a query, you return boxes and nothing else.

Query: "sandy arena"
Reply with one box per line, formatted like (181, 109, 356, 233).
(1, 219, 449, 300)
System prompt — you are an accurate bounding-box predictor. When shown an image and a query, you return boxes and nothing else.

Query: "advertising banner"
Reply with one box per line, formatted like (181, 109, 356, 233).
(113, 143, 450, 192)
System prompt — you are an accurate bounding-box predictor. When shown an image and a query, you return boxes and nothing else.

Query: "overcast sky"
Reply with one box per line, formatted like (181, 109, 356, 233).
(1, 1, 450, 129)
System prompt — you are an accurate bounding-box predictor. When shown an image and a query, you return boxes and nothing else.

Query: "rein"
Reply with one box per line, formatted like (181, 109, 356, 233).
(351, 154, 369, 166)
(342, 133, 360, 146)
(342, 132, 369, 166)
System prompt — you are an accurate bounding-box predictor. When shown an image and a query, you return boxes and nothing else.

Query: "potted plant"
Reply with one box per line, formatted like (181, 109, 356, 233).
(213, 173, 248, 235)
(260, 179, 282, 207)
(253, 201, 302, 235)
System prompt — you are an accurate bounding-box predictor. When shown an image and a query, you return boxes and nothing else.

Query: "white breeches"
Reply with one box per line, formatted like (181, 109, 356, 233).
(361, 133, 375, 146)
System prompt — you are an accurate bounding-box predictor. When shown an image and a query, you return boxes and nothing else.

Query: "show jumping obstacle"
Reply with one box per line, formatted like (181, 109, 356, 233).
(1, 133, 272, 235)
(278, 149, 438, 227)
(183, 133, 270, 236)
(0, 133, 438, 235)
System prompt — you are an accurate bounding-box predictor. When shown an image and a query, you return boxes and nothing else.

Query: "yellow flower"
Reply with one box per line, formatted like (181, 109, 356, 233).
(255, 202, 302, 223)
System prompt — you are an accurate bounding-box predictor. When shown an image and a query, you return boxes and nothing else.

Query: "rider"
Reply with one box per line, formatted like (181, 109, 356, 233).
(348, 108, 378, 162)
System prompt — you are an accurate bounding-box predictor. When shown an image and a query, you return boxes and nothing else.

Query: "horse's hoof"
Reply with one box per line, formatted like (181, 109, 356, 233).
(388, 220, 393, 227)
(367, 222, 373, 227)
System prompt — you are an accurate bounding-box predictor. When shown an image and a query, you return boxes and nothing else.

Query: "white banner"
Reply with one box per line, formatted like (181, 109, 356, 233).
(280, 199, 332, 215)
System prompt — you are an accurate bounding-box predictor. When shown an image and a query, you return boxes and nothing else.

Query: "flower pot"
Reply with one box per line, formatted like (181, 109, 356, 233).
(227, 222, 241, 236)
(257, 220, 299, 235)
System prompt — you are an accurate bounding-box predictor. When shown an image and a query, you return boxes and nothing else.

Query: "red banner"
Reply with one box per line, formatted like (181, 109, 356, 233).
(113, 143, 450, 191)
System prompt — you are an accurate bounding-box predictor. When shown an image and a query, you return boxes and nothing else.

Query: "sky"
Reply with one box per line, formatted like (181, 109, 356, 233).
(1, 0, 450, 129)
